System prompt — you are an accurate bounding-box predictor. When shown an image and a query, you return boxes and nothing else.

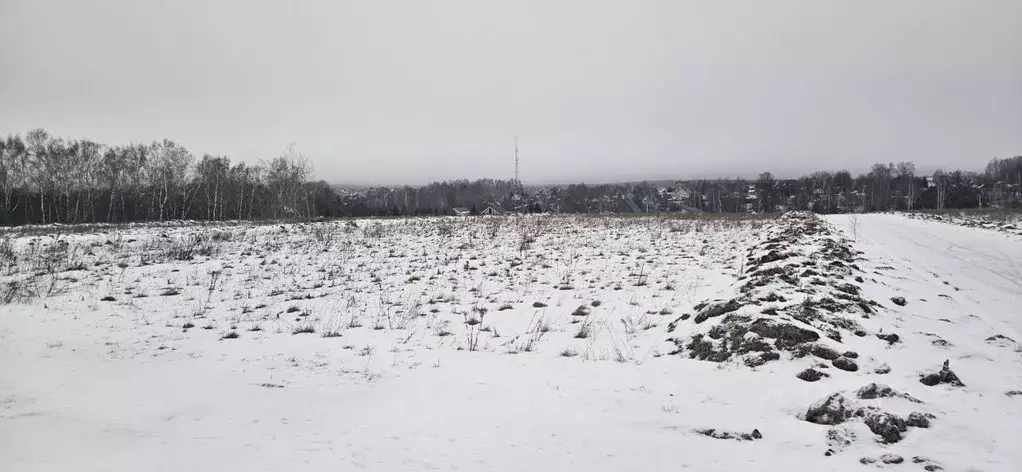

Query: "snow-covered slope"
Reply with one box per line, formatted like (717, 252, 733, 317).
(1, 214, 1019, 471)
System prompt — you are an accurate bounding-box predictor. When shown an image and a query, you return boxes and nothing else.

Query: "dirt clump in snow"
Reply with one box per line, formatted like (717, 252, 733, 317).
(985, 334, 1017, 349)
(693, 428, 762, 441)
(876, 332, 901, 345)
(880, 454, 905, 464)
(692, 298, 744, 324)
(824, 427, 856, 456)
(863, 411, 908, 443)
(919, 360, 965, 387)
(803, 387, 935, 445)
(756, 250, 790, 265)
(797, 368, 829, 382)
(804, 393, 855, 425)
(748, 318, 819, 349)
(906, 412, 936, 428)
(807, 344, 840, 360)
(831, 357, 858, 372)
(681, 334, 731, 363)
(856, 383, 921, 403)
(670, 314, 780, 366)
(570, 305, 590, 317)
(912, 456, 945, 471)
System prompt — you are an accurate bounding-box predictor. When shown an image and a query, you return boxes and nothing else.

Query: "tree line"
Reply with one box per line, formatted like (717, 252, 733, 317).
(1, 128, 1019, 225)
(0, 129, 342, 225)
(737, 158, 1021, 214)
(340, 158, 1022, 216)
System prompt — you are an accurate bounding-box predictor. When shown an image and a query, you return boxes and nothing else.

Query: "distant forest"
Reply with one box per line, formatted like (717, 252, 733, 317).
(1, 129, 1020, 225)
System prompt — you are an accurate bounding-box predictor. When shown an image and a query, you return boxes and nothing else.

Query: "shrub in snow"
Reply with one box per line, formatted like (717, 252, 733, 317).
(573, 321, 591, 339)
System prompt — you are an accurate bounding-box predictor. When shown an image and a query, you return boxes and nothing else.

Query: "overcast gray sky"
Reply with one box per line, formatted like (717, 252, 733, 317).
(1, 0, 1020, 184)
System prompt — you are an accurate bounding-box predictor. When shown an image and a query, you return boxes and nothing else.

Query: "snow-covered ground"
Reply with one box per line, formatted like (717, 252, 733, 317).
(824, 214, 1022, 468)
(904, 211, 1022, 238)
(1, 214, 1019, 471)
(828, 214, 1022, 335)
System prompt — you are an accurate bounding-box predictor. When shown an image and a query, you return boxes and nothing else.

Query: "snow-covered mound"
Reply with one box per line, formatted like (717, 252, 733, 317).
(667, 212, 876, 370)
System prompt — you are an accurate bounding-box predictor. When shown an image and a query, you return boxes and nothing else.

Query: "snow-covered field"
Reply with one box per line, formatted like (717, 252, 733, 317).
(1, 213, 1019, 471)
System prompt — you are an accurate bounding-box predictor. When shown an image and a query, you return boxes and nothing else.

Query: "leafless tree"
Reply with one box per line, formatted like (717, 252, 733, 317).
(0, 134, 28, 223)
(932, 170, 950, 210)
(896, 161, 916, 210)
(264, 143, 313, 220)
(849, 213, 861, 241)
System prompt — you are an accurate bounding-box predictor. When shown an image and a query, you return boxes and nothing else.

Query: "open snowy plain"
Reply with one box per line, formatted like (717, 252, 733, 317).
(1, 213, 1019, 471)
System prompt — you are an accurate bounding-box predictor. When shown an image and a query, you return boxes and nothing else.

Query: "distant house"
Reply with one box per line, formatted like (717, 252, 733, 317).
(676, 204, 703, 214)
(480, 205, 506, 216)
(667, 184, 691, 203)
(451, 207, 471, 216)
